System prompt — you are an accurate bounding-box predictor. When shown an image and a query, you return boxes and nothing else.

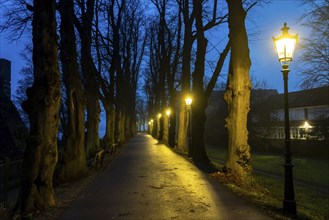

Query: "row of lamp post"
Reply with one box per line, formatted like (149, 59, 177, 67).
(147, 23, 297, 216)
(147, 96, 193, 150)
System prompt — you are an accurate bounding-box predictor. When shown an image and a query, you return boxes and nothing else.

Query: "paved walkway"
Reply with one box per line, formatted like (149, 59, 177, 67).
(61, 133, 272, 220)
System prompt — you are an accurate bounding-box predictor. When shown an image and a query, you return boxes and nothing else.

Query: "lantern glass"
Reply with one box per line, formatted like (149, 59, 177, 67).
(273, 23, 298, 69)
(274, 38, 297, 67)
(185, 97, 192, 106)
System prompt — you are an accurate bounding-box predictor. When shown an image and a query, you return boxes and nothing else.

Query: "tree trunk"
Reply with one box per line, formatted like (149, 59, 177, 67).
(58, 0, 88, 181)
(191, 101, 209, 163)
(177, 2, 193, 152)
(84, 82, 100, 158)
(125, 113, 130, 140)
(129, 110, 137, 137)
(152, 117, 158, 138)
(117, 110, 126, 143)
(18, 0, 60, 214)
(163, 113, 169, 145)
(75, 0, 100, 159)
(103, 107, 115, 148)
(190, 0, 210, 164)
(177, 100, 188, 152)
(158, 116, 164, 141)
(224, 0, 252, 180)
(168, 111, 176, 147)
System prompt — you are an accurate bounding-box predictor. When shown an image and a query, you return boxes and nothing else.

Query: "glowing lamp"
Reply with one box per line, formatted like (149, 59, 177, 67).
(166, 109, 171, 117)
(273, 22, 298, 69)
(302, 121, 312, 130)
(185, 97, 192, 106)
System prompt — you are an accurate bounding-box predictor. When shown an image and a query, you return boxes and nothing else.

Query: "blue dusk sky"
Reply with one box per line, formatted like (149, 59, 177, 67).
(0, 0, 310, 100)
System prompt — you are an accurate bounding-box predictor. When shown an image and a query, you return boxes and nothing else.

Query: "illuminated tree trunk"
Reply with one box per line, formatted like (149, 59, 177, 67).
(168, 102, 176, 147)
(163, 113, 169, 145)
(58, 0, 88, 181)
(224, 0, 252, 180)
(177, 0, 193, 152)
(18, 0, 60, 213)
(177, 100, 188, 151)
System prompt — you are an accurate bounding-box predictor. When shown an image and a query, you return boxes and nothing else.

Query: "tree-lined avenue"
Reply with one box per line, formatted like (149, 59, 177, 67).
(61, 133, 272, 220)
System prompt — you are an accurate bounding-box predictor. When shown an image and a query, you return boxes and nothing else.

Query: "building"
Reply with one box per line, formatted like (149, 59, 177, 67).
(258, 86, 329, 140)
(0, 58, 27, 162)
(204, 89, 280, 145)
(204, 86, 329, 146)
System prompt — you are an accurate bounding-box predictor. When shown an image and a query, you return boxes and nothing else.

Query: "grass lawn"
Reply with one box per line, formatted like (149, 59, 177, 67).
(206, 145, 329, 220)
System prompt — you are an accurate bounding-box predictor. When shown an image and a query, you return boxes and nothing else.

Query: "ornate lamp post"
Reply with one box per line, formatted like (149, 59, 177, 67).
(185, 97, 192, 157)
(273, 22, 298, 216)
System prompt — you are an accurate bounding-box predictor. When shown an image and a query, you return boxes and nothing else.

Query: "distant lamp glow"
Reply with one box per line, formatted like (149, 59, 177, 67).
(157, 113, 162, 119)
(301, 121, 312, 131)
(185, 97, 192, 106)
(150, 119, 154, 123)
(273, 22, 298, 69)
(166, 109, 171, 117)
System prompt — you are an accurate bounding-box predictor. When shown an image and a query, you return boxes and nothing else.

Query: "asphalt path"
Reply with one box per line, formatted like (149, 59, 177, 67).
(60, 133, 272, 220)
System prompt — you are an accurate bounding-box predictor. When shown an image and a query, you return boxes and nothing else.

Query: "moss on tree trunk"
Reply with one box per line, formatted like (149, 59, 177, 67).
(79, 0, 100, 159)
(224, 0, 252, 180)
(177, 100, 188, 152)
(58, 0, 88, 182)
(17, 0, 60, 215)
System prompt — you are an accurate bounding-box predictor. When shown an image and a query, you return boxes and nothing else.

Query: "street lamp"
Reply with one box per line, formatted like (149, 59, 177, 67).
(273, 22, 298, 216)
(185, 97, 192, 157)
(166, 109, 171, 117)
(185, 97, 192, 106)
(301, 121, 311, 131)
